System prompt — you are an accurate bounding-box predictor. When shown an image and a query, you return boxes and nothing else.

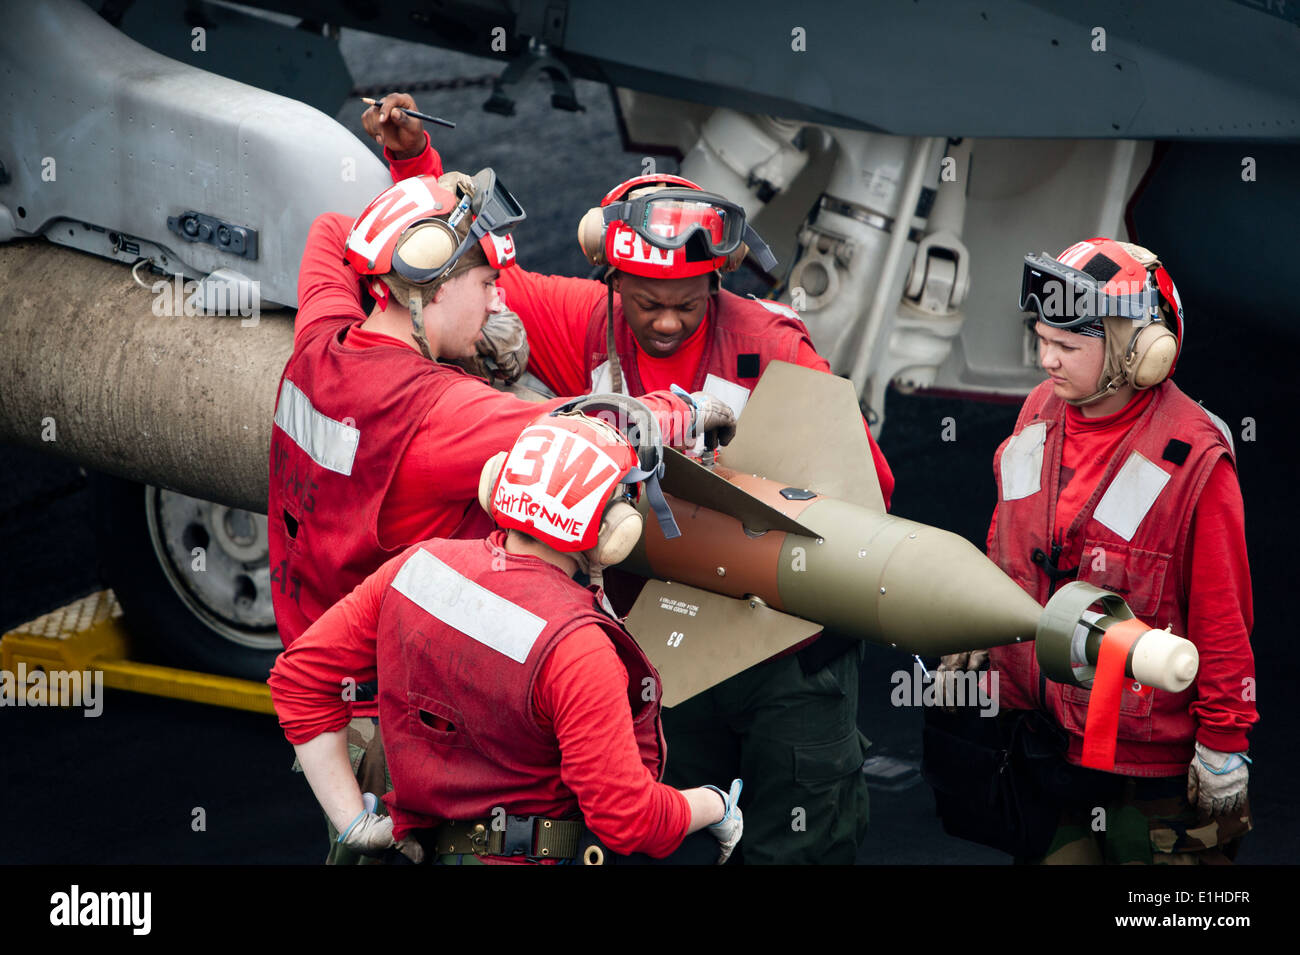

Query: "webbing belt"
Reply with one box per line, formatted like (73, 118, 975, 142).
(434, 815, 584, 860)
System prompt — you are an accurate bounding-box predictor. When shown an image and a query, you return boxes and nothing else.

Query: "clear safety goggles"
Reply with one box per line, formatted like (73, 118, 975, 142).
(602, 188, 777, 272)
(394, 167, 526, 285)
(1020, 252, 1160, 328)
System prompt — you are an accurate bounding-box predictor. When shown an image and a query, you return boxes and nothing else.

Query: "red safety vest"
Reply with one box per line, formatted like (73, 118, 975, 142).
(987, 380, 1233, 776)
(582, 289, 810, 395)
(268, 318, 493, 651)
(375, 535, 667, 839)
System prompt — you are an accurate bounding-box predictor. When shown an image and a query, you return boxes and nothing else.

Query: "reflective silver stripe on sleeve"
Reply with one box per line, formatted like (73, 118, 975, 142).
(391, 548, 546, 664)
(273, 379, 360, 476)
(1093, 451, 1171, 542)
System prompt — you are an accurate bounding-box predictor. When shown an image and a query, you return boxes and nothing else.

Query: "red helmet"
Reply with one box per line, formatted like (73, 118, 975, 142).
(1022, 238, 1181, 334)
(344, 173, 520, 286)
(578, 174, 776, 279)
(484, 413, 641, 553)
(1021, 237, 1185, 396)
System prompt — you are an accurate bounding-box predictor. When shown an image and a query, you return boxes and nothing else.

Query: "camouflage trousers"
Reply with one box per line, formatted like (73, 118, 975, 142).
(1027, 775, 1252, 865)
(660, 642, 871, 864)
(291, 716, 393, 866)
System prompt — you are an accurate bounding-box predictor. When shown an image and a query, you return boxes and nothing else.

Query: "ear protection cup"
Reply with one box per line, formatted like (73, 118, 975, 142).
(395, 218, 460, 276)
(478, 451, 507, 516)
(591, 500, 643, 568)
(1126, 322, 1178, 389)
(578, 206, 607, 266)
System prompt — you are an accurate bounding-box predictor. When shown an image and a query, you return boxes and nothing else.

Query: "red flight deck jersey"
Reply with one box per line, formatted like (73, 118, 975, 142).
(268, 214, 695, 670)
(269, 531, 692, 859)
(986, 380, 1256, 775)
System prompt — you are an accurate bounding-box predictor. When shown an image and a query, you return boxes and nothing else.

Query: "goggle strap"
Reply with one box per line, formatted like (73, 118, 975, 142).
(742, 223, 778, 274)
(625, 462, 680, 540)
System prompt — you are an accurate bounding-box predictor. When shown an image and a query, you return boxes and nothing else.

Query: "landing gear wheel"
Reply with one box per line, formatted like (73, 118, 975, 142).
(93, 474, 282, 681)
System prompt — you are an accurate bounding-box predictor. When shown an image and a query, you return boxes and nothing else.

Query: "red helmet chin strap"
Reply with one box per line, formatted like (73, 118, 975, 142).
(407, 292, 433, 361)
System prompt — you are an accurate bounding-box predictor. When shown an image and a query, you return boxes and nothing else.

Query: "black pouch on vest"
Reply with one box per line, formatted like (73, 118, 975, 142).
(920, 707, 1065, 858)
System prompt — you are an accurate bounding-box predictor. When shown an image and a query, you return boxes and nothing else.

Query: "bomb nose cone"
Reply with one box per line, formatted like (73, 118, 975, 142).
(874, 521, 1044, 654)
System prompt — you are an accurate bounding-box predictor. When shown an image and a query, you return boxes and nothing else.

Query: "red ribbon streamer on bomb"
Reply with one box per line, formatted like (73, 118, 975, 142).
(1081, 618, 1154, 770)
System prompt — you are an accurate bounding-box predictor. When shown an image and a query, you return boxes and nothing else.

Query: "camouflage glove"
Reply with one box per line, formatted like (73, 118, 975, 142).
(475, 308, 529, 385)
(338, 792, 424, 863)
(703, 778, 744, 865)
(935, 650, 988, 709)
(1187, 742, 1251, 817)
(938, 650, 988, 672)
(686, 391, 737, 447)
(437, 170, 476, 199)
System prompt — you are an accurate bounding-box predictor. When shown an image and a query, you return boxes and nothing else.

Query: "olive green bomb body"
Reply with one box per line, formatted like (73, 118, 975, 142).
(773, 498, 1044, 653)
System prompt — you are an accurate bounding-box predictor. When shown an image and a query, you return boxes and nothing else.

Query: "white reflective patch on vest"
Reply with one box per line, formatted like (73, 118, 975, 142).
(588, 359, 627, 396)
(392, 548, 545, 664)
(702, 374, 751, 419)
(273, 379, 360, 476)
(1000, 421, 1047, 501)
(1093, 451, 1171, 542)
(1198, 403, 1235, 456)
(754, 298, 800, 320)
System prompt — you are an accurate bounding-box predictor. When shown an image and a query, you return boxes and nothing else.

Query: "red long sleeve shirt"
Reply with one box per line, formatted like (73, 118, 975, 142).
(986, 393, 1255, 753)
(269, 537, 692, 857)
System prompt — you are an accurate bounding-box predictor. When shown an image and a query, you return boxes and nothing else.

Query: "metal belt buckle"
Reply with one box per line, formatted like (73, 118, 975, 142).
(467, 822, 491, 856)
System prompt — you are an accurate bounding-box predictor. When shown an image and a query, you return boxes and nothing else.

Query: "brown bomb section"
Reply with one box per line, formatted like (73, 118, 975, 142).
(633, 492, 789, 608)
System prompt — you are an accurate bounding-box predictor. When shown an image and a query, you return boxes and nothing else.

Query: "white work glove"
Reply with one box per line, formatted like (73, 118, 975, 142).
(687, 391, 737, 447)
(935, 649, 989, 709)
(703, 778, 743, 864)
(337, 792, 425, 863)
(475, 308, 529, 385)
(1187, 742, 1251, 817)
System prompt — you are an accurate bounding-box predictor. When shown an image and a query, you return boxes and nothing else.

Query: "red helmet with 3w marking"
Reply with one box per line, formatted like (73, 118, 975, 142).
(577, 174, 776, 279)
(479, 412, 641, 553)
